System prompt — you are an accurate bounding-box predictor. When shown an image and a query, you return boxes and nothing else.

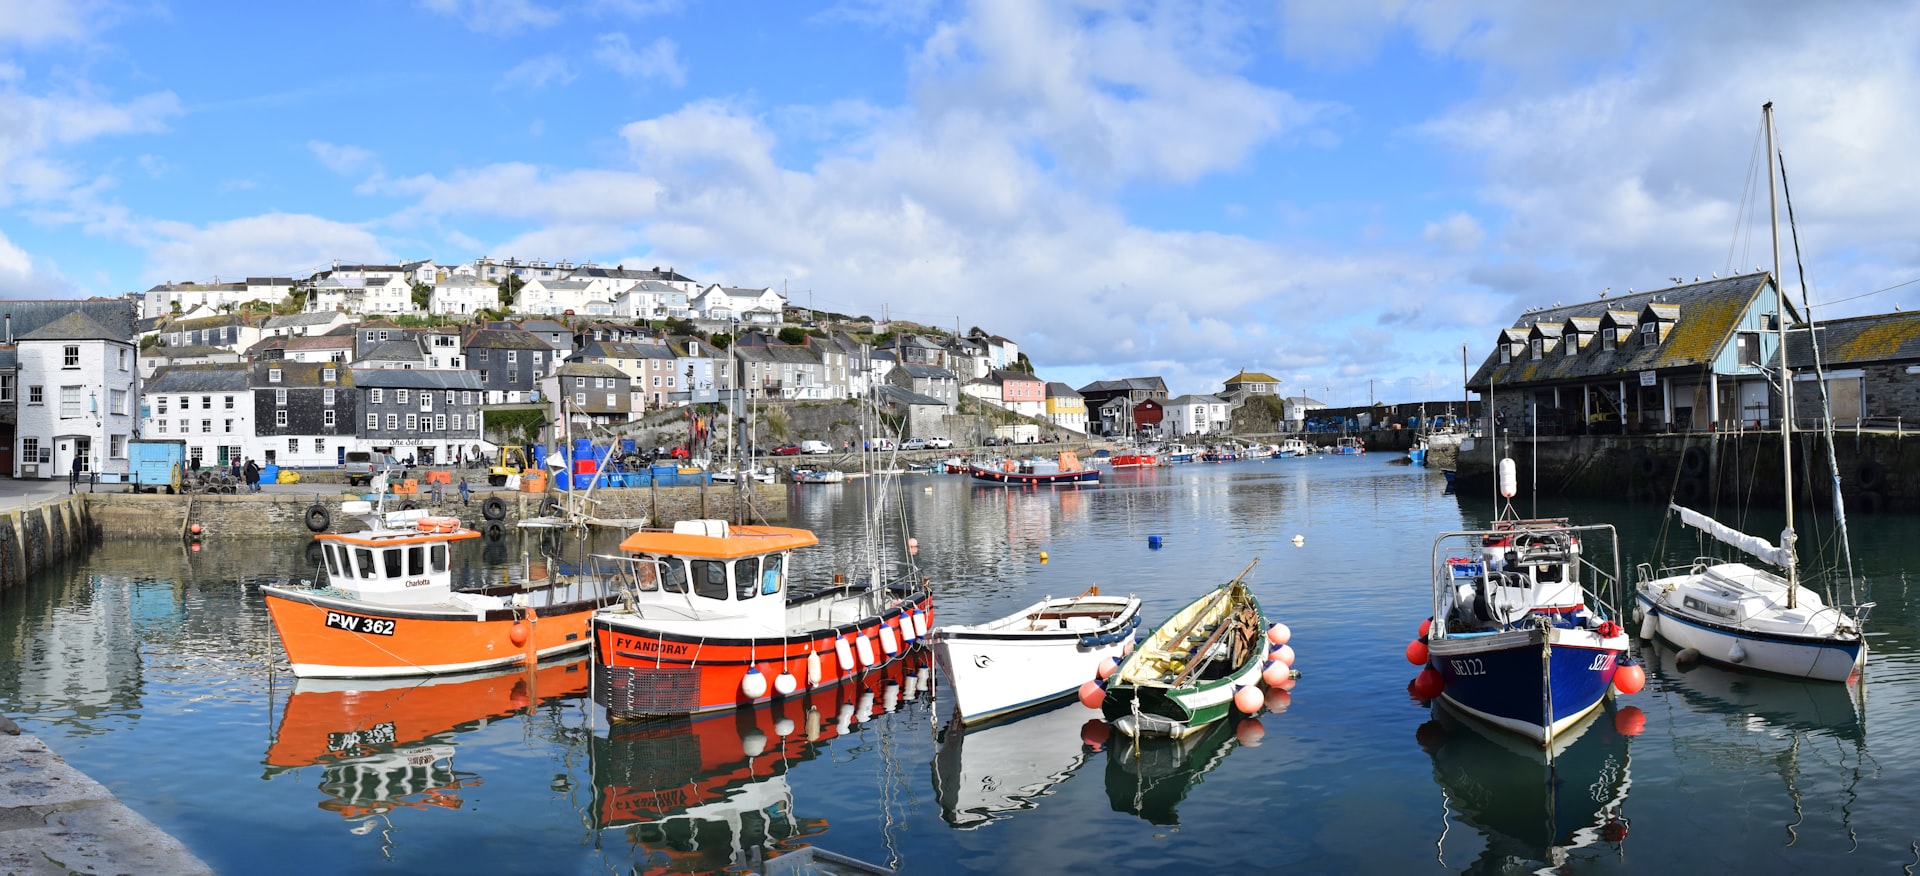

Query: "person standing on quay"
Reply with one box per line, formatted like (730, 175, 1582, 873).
(244, 458, 261, 493)
(69, 454, 82, 493)
(458, 477, 471, 506)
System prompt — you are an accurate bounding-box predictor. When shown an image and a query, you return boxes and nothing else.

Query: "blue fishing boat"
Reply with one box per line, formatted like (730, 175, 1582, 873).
(1414, 461, 1636, 746)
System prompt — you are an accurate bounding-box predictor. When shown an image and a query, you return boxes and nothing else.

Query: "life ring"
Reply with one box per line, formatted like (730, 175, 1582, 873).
(415, 516, 460, 534)
(1675, 477, 1705, 505)
(1680, 446, 1708, 477)
(483, 521, 506, 540)
(304, 504, 330, 533)
(1857, 459, 1887, 491)
(481, 495, 507, 521)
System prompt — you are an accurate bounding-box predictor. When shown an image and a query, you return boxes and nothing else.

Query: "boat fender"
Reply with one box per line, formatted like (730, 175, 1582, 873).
(835, 635, 856, 673)
(856, 631, 877, 667)
(741, 729, 767, 758)
(773, 671, 798, 697)
(1638, 608, 1659, 641)
(481, 495, 507, 521)
(898, 614, 918, 643)
(913, 609, 930, 639)
(806, 650, 823, 686)
(879, 621, 900, 656)
(741, 667, 769, 699)
(483, 521, 506, 541)
(1681, 446, 1708, 477)
(1675, 477, 1705, 505)
(304, 504, 331, 533)
(1727, 641, 1747, 664)
(1675, 647, 1701, 667)
(1636, 453, 1661, 478)
(1858, 459, 1887, 491)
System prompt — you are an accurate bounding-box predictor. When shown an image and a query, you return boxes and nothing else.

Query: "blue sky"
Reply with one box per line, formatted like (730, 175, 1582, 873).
(4, 1, 1918, 405)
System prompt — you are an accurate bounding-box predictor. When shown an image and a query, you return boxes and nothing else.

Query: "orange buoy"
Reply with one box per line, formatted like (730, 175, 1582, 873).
(1614, 705, 1647, 736)
(1233, 685, 1264, 715)
(190, 540, 201, 552)
(1078, 679, 1105, 709)
(1262, 661, 1291, 687)
(1418, 618, 1432, 639)
(1612, 662, 1646, 695)
(1405, 640, 1429, 666)
(1096, 657, 1119, 680)
(907, 537, 919, 555)
(508, 621, 528, 647)
(190, 523, 202, 535)
(1235, 717, 1266, 747)
(1411, 667, 1444, 701)
(1272, 643, 1296, 667)
(1266, 622, 1291, 646)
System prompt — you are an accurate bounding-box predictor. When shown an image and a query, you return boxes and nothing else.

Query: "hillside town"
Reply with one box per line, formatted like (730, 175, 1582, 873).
(0, 258, 1328, 481)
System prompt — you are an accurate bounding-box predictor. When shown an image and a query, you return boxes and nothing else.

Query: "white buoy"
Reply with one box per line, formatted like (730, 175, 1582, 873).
(1499, 458, 1518, 499)
(1638, 609, 1659, 641)
(806, 649, 823, 686)
(1728, 641, 1747, 663)
(773, 671, 798, 696)
(774, 717, 795, 737)
(835, 636, 855, 674)
(856, 631, 877, 667)
(1291, 534, 1305, 546)
(741, 667, 769, 699)
(741, 729, 767, 758)
(879, 621, 900, 656)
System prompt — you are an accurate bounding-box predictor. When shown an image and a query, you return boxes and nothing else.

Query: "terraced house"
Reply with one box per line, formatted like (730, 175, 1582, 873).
(250, 360, 358, 469)
(464, 327, 555, 404)
(353, 369, 485, 465)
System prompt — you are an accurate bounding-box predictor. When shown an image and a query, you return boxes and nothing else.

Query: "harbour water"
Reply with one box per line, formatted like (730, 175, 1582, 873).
(3, 455, 1918, 873)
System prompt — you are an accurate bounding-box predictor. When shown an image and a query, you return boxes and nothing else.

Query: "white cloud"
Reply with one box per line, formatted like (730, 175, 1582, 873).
(594, 33, 686, 86)
(0, 227, 77, 296)
(0, 86, 180, 206)
(308, 141, 379, 177)
(1423, 212, 1484, 253)
(142, 214, 390, 284)
(499, 54, 576, 91)
(0, 0, 103, 45)
(418, 0, 560, 34)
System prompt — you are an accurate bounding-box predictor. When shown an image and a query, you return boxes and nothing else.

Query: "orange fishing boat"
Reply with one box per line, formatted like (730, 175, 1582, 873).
(262, 501, 623, 678)
(589, 519, 934, 719)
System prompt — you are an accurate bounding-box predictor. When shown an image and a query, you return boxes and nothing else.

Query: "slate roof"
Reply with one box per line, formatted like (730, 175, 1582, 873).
(1785, 310, 1920, 368)
(1467, 272, 1787, 390)
(18, 311, 124, 342)
(145, 365, 250, 393)
(262, 312, 344, 329)
(358, 340, 425, 362)
(1078, 376, 1168, 395)
(252, 361, 355, 388)
(1224, 370, 1280, 384)
(465, 328, 555, 351)
(1045, 382, 1082, 399)
(353, 369, 483, 390)
(556, 362, 628, 379)
(894, 363, 955, 379)
(873, 384, 946, 407)
(3, 300, 138, 341)
(145, 344, 233, 358)
(570, 266, 696, 283)
(1167, 394, 1225, 406)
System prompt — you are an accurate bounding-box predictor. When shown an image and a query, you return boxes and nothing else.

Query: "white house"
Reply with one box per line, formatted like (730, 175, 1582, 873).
(691, 285, 785, 322)
(1163, 394, 1231, 436)
(429, 277, 500, 316)
(261, 311, 353, 339)
(14, 311, 139, 480)
(516, 278, 597, 316)
(141, 365, 255, 470)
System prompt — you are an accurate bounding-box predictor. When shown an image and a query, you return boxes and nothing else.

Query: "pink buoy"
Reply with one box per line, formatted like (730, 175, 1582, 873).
(1233, 685, 1263, 715)
(1266, 622, 1291, 646)
(1405, 640, 1429, 666)
(1235, 718, 1266, 747)
(1613, 663, 1646, 695)
(1096, 656, 1119, 680)
(1078, 679, 1106, 709)
(1262, 661, 1291, 687)
(1412, 667, 1444, 701)
(1264, 687, 1292, 714)
(1121, 637, 1135, 656)
(1273, 644, 1296, 667)
(1418, 618, 1432, 639)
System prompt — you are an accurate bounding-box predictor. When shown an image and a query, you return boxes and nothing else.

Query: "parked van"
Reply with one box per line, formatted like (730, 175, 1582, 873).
(800, 440, 832, 455)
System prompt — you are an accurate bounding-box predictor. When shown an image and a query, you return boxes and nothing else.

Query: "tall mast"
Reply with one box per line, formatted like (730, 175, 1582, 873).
(1766, 101, 1799, 603)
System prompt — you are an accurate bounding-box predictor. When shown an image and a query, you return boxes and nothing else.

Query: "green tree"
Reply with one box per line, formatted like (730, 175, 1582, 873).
(711, 332, 733, 350)
(411, 281, 432, 312)
(493, 275, 526, 309)
(777, 326, 808, 345)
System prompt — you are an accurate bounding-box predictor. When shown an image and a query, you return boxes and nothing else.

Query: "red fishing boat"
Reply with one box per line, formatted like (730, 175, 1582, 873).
(1108, 452, 1159, 469)
(590, 519, 934, 719)
(262, 501, 622, 678)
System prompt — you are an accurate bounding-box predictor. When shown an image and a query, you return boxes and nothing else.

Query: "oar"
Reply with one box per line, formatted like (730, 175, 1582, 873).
(1160, 558, 1260, 651)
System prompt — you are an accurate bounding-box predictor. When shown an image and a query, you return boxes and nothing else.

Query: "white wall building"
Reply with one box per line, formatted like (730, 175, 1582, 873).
(429, 278, 500, 316)
(14, 313, 139, 480)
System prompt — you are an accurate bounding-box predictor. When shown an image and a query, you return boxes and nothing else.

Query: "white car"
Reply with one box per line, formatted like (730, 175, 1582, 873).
(900, 437, 930, 451)
(925, 437, 953, 449)
(799, 440, 832, 454)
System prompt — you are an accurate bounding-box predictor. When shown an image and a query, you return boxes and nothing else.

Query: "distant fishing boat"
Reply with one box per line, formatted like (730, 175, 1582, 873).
(969, 451, 1100, 486)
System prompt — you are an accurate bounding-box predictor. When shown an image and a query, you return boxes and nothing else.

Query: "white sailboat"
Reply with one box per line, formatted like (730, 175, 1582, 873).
(1633, 102, 1872, 683)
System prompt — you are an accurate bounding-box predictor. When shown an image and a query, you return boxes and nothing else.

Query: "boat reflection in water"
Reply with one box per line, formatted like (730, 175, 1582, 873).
(263, 656, 591, 823)
(932, 701, 1099, 829)
(589, 652, 930, 874)
(1104, 715, 1247, 825)
(1419, 698, 1631, 872)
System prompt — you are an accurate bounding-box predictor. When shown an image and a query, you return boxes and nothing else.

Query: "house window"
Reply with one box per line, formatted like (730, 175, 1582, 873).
(575, 392, 587, 408)
(202, 419, 212, 433)
(22, 438, 39, 464)
(324, 410, 336, 428)
(60, 386, 82, 418)
(462, 391, 472, 406)
(396, 389, 409, 405)
(434, 414, 445, 431)
(1737, 332, 1761, 367)
(157, 421, 167, 434)
(316, 438, 326, 454)
(119, 348, 128, 371)
(446, 390, 456, 404)
(27, 385, 41, 405)
(0, 375, 10, 402)
(289, 438, 300, 454)
(323, 388, 335, 405)
(1642, 323, 1658, 346)
(386, 414, 399, 430)
(111, 389, 127, 414)
(370, 389, 384, 404)
(1529, 339, 1542, 360)
(269, 368, 282, 383)
(508, 370, 519, 384)
(478, 370, 488, 383)
(224, 418, 233, 433)
(367, 414, 379, 431)
(507, 351, 517, 365)
(420, 394, 432, 412)
(1499, 346, 1512, 364)
(577, 377, 587, 388)
(405, 414, 418, 431)
(202, 395, 213, 409)
(323, 367, 336, 382)
(1564, 336, 1577, 356)
(224, 395, 235, 409)
(276, 388, 287, 406)
(275, 410, 287, 427)
(606, 393, 617, 407)
(63, 345, 79, 367)
(110, 435, 125, 459)
(1603, 332, 1617, 351)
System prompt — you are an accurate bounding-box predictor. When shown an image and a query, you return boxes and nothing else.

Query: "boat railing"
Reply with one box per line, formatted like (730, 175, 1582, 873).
(1431, 523, 1623, 637)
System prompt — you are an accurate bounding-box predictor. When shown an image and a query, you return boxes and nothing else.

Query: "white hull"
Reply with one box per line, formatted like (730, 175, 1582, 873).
(1635, 589, 1863, 683)
(933, 702, 1093, 829)
(932, 594, 1141, 725)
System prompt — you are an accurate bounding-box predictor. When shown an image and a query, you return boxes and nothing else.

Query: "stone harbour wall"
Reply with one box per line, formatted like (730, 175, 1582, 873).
(0, 496, 95, 594)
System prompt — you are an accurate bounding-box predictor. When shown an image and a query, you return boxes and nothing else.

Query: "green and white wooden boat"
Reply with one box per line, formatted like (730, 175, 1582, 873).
(1102, 566, 1265, 738)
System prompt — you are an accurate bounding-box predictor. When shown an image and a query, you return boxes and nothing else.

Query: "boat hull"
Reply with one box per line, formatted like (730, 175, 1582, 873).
(968, 466, 1100, 485)
(592, 586, 934, 718)
(1102, 583, 1265, 739)
(932, 595, 1142, 725)
(1428, 625, 1624, 745)
(261, 586, 601, 678)
(1634, 590, 1863, 682)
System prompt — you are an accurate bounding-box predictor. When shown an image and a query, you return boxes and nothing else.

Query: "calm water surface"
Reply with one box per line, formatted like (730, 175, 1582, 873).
(3, 455, 1919, 874)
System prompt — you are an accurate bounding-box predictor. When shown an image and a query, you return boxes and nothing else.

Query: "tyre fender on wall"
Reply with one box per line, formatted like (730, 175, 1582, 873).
(304, 504, 330, 533)
(482, 495, 507, 521)
(1637, 453, 1662, 478)
(1857, 459, 1887, 492)
(1680, 446, 1708, 478)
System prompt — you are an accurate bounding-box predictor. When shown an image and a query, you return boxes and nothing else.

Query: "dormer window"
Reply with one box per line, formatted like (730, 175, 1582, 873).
(1564, 335, 1578, 356)
(268, 367, 282, 383)
(1641, 322, 1658, 346)
(1530, 339, 1543, 360)
(1500, 345, 1513, 364)
(1603, 332, 1617, 352)
(323, 367, 336, 383)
